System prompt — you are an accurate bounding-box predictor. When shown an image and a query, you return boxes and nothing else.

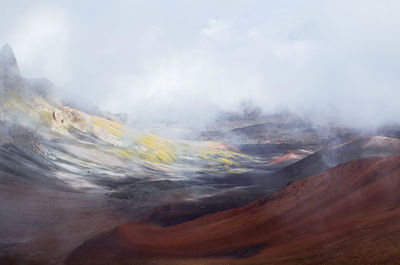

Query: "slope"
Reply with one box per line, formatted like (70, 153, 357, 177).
(66, 154, 400, 265)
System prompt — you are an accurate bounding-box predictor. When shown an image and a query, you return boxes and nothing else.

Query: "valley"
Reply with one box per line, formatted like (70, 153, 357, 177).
(1, 43, 400, 265)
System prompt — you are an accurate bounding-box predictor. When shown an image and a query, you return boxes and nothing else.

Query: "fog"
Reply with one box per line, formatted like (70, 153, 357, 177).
(1, 0, 400, 127)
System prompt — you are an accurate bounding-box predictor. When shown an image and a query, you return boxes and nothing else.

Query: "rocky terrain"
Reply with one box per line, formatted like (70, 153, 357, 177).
(0, 44, 266, 264)
(1, 42, 400, 265)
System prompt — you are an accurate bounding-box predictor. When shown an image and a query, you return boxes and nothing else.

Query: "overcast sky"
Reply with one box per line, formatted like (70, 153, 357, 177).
(1, 0, 400, 126)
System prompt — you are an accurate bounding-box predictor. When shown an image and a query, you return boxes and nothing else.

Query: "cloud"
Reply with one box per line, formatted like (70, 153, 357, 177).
(0, 0, 400, 127)
(201, 19, 230, 37)
(1, 5, 70, 84)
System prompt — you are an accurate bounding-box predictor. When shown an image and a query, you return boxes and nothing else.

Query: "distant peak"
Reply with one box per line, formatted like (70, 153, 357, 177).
(0, 43, 16, 60)
(0, 43, 20, 76)
(1, 43, 13, 53)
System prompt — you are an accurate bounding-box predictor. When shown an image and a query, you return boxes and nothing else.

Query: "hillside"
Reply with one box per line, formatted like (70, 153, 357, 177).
(263, 135, 400, 184)
(0, 44, 260, 264)
(66, 154, 400, 265)
(2, 43, 400, 265)
(138, 135, 400, 227)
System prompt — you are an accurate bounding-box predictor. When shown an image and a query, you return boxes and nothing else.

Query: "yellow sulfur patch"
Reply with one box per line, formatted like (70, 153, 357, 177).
(114, 148, 135, 160)
(136, 133, 177, 164)
(90, 116, 125, 138)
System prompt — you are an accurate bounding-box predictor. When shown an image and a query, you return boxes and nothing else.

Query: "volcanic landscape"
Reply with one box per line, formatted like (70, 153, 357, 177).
(1, 43, 400, 265)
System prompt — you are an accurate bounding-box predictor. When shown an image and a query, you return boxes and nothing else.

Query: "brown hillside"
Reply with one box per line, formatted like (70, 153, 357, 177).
(66, 154, 400, 265)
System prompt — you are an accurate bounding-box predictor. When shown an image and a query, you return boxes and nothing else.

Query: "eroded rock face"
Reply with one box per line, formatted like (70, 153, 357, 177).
(52, 107, 93, 132)
(51, 107, 121, 145)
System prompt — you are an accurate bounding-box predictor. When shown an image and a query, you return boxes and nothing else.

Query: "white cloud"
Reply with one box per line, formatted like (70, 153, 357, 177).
(1, 0, 400, 126)
(201, 19, 230, 37)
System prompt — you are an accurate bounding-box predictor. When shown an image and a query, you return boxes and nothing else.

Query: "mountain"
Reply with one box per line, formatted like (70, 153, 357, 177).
(66, 154, 400, 265)
(2, 43, 400, 264)
(0, 44, 257, 264)
(0, 44, 251, 170)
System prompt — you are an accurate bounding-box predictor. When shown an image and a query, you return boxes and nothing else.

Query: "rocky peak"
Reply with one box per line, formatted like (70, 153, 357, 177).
(0, 43, 20, 76)
(0, 43, 23, 91)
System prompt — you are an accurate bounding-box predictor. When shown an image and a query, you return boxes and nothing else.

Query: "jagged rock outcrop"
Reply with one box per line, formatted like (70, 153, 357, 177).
(0, 44, 20, 76)
(52, 107, 93, 132)
(0, 43, 23, 92)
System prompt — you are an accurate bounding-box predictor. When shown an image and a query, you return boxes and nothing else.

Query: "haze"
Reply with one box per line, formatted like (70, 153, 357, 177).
(1, 0, 399, 126)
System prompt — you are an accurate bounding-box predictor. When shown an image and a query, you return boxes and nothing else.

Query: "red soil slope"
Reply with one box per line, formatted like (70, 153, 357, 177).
(66, 155, 400, 265)
(266, 149, 312, 167)
(263, 136, 400, 185)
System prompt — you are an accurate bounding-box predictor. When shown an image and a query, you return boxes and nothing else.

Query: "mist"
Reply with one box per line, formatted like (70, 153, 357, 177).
(1, 0, 400, 127)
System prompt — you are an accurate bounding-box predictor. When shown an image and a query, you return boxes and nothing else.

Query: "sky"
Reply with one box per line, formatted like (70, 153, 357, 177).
(0, 0, 400, 126)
